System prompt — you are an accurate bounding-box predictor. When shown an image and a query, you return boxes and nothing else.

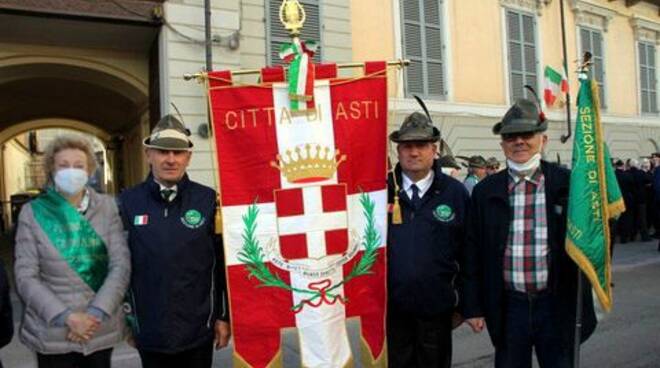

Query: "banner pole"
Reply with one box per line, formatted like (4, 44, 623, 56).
(559, 0, 572, 143)
(184, 60, 410, 81)
(573, 272, 583, 368)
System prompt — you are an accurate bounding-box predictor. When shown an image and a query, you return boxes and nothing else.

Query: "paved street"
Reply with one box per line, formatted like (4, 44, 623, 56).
(1, 240, 659, 367)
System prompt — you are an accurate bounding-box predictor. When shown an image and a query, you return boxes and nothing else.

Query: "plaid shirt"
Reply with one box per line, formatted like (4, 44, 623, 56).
(503, 168, 549, 292)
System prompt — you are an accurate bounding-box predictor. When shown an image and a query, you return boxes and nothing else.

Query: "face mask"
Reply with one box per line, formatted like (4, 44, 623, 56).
(507, 153, 542, 177)
(54, 168, 89, 195)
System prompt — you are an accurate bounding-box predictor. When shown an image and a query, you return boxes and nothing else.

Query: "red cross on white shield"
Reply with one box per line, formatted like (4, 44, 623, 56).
(274, 184, 349, 261)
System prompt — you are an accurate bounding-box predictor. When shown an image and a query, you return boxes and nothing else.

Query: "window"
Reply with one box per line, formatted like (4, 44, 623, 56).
(639, 42, 658, 114)
(266, 0, 322, 66)
(505, 9, 538, 102)
(401, 0, 446, 98)
(580, 28, 606, 108)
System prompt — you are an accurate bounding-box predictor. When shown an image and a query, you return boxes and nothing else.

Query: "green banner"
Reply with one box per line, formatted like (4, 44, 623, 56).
(565, 78, 625, 312)
(31, 188, 109, 292)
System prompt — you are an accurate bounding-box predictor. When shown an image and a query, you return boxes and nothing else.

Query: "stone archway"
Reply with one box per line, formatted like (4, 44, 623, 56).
(0, 60, 151, 190)
(643, 138, 658, 156)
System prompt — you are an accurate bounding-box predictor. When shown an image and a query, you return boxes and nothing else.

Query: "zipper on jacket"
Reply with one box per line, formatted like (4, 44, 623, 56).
(452, 261, 460, 307)
(130, 290, 141, 333)
(207, 258, 216, 328)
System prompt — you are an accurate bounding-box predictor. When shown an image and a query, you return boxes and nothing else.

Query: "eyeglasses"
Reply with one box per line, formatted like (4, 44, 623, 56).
(502, 132, 536, 142)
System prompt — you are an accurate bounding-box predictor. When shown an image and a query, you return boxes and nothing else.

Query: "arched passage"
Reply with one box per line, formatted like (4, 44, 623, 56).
(0, 60, 152, 229)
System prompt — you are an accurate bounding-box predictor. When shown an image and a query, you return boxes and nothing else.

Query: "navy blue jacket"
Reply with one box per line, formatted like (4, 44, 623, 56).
(119, 174, 227, 353)
(387, 161, 470, 317)
(461, 161, 596, 348)
(655, 168, 660, 199)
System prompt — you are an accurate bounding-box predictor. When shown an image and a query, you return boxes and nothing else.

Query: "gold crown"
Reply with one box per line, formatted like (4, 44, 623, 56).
(271, 144, 346, 183)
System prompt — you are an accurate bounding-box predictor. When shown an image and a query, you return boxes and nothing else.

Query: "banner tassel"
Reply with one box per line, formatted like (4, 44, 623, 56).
(392, 194, 402, 225)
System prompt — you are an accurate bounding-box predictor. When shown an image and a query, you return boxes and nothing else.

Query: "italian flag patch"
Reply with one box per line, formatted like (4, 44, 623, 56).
(134, 215, 148, 226)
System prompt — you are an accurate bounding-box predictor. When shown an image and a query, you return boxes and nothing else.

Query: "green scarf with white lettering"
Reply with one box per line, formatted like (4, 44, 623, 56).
(31, 188, 108, 292)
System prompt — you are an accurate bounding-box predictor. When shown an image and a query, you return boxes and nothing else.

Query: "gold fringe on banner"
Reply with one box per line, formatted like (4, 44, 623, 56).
(214, 196, 223, 235)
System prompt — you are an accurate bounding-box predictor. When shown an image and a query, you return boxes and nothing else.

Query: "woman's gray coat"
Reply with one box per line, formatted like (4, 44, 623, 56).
(14, 189, 130, 355)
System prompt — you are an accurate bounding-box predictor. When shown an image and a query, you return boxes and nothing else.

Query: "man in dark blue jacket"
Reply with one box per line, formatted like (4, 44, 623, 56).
(387, 104, 470, 368)
(120, 115, 230, 368)
(462, 99, 596, 368)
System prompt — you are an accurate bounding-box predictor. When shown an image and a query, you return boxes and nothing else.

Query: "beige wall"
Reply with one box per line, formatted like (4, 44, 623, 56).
(350, 0, 660, 161)
(451, 0, 507, 104)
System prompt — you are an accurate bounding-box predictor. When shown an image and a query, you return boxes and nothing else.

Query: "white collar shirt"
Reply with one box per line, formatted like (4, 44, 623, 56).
(401, 170, 434, 201)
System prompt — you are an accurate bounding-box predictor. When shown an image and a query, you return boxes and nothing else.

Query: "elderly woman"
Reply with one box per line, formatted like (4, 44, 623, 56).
(14, 135, 130, 368)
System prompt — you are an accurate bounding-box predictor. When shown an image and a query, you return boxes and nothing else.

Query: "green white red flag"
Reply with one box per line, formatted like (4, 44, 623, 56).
(206, 62, 388, 368)
(544, 65, 569, 107)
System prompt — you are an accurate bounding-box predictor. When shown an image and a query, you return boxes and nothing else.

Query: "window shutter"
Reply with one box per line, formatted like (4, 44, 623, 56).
(650, 44, 657, 113)
(640, 43, 649, 113)
(640, 42, 658, 114)
(402, 0, 445, 98)
(506, 10, 537, 102)
(267, 0, 321, 66)
(580, 28, 606, 108)
(424, 0, 444, 96)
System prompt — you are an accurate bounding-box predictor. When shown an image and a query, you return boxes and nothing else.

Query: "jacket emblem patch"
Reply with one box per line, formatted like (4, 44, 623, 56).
(182, 209, 205, 229)
(433, 204, 455, 222)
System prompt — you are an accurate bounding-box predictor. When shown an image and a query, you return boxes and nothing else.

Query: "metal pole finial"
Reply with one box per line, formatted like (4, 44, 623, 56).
(279, 0, 306, 37)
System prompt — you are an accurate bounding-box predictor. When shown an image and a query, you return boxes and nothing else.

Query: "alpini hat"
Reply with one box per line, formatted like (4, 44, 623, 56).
(389, 95, 441, 143)
(457, 155, 487, 169)
(493, 98, 548, 135)
(143, 114, 193, 150)
(486, 156, 500, 168)
(437, 155, 461, 170)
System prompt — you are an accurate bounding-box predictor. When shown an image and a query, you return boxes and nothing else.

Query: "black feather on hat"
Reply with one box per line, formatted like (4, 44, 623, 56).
(389, 95, 441, 143)
(493, 86, 548, 135)
(143, 114, 194, 150)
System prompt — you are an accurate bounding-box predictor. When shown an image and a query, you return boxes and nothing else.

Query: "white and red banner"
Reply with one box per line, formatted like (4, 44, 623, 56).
(207, 62, 388, 368)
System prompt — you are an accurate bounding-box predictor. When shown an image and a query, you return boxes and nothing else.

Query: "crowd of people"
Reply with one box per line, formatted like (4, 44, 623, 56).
(612, 156, 660, 249)
(0, 95, 657, 368)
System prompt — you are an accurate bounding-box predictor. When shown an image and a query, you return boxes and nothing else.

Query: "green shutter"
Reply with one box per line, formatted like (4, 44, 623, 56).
(506, 10, 537, 102)
(639, 42, 658, 114)
(402, 0, 445, 98)
(266, 0, 322, 66)
(580, 28, 606, 108)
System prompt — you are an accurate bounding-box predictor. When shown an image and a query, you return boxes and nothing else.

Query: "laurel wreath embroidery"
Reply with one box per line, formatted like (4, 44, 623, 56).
(237, 192, 380, 312)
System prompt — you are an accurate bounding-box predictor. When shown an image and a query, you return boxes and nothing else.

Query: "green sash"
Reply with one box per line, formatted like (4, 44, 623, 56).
(31, 188, 109, 292)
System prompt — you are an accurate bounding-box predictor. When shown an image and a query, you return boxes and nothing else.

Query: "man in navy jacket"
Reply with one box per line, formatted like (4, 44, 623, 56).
(120, 115, 230, 368)
(387, 104, 469, 368)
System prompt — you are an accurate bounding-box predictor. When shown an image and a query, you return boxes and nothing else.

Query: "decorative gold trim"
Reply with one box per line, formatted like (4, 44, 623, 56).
(360, 335, 387, 368)
(233, 349, 283, 368)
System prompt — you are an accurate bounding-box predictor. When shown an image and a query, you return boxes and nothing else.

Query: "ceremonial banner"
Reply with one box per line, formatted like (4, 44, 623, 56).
(207, 62, 388, 367)
(565, 77, 625, 312)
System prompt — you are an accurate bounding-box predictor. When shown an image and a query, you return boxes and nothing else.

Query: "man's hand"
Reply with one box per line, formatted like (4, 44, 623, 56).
(214, 320, 231, 349)
(465, 317, 485, 333)
(65, 312, 100, 342)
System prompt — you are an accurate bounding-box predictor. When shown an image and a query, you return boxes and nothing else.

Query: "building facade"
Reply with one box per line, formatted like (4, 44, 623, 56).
(353, 0, 660, 164)
(1, 0, 658, 228)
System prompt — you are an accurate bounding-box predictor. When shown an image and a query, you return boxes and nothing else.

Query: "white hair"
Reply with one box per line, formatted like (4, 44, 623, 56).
(629, 158, 640, 168)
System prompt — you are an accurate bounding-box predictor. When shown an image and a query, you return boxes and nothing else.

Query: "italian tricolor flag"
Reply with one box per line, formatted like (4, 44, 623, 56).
(544, 65, 568, 107)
